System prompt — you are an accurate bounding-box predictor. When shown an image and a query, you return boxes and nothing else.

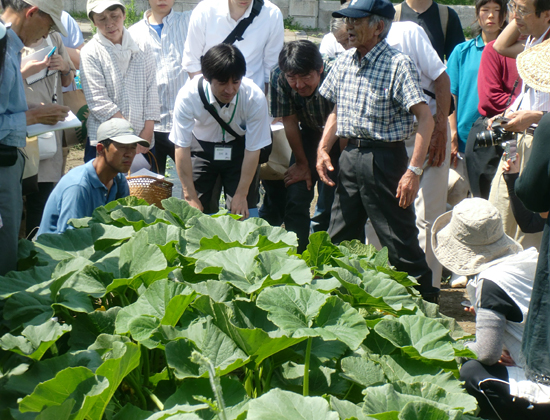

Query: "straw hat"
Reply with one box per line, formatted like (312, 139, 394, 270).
(431, 198, 522, 276)
(517, 39, 550, 93)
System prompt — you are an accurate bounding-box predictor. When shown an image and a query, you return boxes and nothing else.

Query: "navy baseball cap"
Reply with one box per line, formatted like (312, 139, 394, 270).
(333, 0, 396, 19)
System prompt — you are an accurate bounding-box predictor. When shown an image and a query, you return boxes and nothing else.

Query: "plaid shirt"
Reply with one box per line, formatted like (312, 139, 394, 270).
(270, 58, 335, 132)
(80, 35, 160, 145)
(319, 40, 426, 142)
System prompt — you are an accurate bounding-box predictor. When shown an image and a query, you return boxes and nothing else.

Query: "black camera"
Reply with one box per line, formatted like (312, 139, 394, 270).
(475, 117, 515, 148)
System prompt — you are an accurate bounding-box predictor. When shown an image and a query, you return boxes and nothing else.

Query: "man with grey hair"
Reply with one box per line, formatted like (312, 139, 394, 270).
(0, 0, 69, 275)
(316, 0, 440, 302)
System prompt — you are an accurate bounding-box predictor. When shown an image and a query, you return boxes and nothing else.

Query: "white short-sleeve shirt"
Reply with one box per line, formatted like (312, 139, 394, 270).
(169, 76, 271, 152)
(319, 32, 345, 58)
(386, 21, 447, 116)
(182, 0, 284, 90)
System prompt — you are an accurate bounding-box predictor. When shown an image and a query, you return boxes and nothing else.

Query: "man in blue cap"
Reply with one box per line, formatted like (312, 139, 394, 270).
(316, 0, 440, 302)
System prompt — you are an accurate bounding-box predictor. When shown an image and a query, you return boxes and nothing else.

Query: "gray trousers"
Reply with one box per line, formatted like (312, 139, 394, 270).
(0, 150, 24, 276)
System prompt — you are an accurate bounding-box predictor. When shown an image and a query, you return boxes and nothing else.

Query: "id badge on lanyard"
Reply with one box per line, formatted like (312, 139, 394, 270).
(207, 88, 239, 161)
(214, 145, 232, 161)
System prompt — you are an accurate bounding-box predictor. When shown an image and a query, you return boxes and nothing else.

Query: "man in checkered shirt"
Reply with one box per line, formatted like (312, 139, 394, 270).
(316, 0, 440, 302)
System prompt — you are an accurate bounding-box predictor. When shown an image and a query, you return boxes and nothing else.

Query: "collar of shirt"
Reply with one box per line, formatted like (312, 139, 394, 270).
(206, 80, 238, 109)
(222, 0, 254, 23)
(527, 25, 550, 48)
(353, 40, 388, 68)
(86, 160, 110, 192)
(144, 8, 175, 27)
(474, 34, 485, 49)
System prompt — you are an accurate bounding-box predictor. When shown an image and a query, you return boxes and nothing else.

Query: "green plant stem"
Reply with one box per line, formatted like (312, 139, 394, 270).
(303, 337, 313, 397)
(254, 367, 261, 398)
(141, 344, 150, 387)
(143, 388, 164, 411)
(126, 373, 147, 410)
(119, 288, 131, 307)
(343, 382, 354, 400)
(262, 360, 275, 394)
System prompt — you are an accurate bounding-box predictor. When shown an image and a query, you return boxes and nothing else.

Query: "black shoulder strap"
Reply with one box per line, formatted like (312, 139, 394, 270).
(198, 77, 244, 141)
(222, 0, 264, 45)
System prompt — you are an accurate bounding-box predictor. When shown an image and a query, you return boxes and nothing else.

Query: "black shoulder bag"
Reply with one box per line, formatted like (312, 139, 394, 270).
(198, 77, 272, 163)
(222, 0, 264, 45)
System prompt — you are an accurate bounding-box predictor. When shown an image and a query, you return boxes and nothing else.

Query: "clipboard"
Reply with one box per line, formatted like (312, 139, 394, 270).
(27, 111, 82, 137)
(22, 46, 57, 85)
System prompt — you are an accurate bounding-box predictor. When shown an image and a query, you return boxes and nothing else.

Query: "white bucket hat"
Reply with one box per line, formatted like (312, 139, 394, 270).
(24, 0, 68, 37)
(431, 198, 523, 276)
(87, 0, 126, 20)
(517, 39, 550, 93)
(96, 119, 150, 147)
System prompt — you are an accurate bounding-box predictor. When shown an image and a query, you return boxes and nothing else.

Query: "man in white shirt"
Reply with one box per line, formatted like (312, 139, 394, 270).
(129, 0, 191, 175)
(171, 44, 271, 219)
(366, 21, 451, 290)
(182, 0, 284, 92)
(489, 0, 550, 250)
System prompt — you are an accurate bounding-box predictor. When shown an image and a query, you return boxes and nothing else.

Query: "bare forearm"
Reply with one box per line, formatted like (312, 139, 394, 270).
(494, 20, 524, 58)
(434, 72, 451, 132)
(175, 146, 199, 201)
(235, 149, 261, 196)
(410, 105, 434, 167)
(319, 108, 338, 153)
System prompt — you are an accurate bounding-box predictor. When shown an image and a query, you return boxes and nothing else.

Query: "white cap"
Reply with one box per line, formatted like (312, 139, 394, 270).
(24, 0, 68, 37)
(96, 119, 150, 147)
(87, 0, 126, 20)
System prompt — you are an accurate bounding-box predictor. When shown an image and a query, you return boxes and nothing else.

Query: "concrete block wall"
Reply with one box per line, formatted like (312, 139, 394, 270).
(64, 0, 477, 32)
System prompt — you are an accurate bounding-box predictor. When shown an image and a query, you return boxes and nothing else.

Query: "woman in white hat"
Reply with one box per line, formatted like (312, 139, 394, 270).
(80, 0, 160, 164)
(432, 197, 549, 419)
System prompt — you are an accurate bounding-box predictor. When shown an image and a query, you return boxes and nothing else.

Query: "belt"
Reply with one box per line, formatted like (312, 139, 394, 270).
(348, 138, 403, 148)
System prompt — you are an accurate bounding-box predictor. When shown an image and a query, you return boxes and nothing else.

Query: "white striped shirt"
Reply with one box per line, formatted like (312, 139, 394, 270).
(80, 32, 160, 146)
(129, 9, 191, 133)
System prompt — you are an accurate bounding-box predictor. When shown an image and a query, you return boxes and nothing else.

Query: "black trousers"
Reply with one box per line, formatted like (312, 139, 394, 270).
(327, 142, 433, 293)
(25, 182, 54, 239)
(461, 360, 550, 420)
(153, 131, 175, 176)
(191, 136, 257, 214)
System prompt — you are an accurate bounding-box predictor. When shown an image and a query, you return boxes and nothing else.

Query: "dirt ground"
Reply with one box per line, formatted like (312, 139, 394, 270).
(439, 285, 476, 335)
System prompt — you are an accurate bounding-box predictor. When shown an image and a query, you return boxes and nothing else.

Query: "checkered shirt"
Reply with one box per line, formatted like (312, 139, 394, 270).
(80, 36, 160, 145)
(319, 40, 426, 142)
(270, 58, 335, 132)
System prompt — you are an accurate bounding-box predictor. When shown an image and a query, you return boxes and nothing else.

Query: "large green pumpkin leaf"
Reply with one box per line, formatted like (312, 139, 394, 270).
(69, 308, 121, 350)
(256, 286, 328, 333)
(166, 319, 249, 378)
(18, 366, 109, 415)
(374, 315, 456, 363)
(0, 266, 54, 299)
(0, 319, 71, 360)
(115, 280, 196, 343)
(329, 396, 370, 420)
(196, 249, 311, 294)
(34, 228, 97, 261)
(301, 232, 342, 269)
(247, 388, 339, 420)
(193, 297, 305, 366)
(109, 205, 169, 230)
(340, 355, 386, 388)
(161, 197, 205, 229)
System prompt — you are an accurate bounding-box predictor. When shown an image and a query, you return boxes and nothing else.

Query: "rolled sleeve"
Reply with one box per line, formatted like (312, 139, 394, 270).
(244, 95, 271, 151)
(319, 62, 339, 104)
(169, 86, 196, 148)
(395, 58, 427, 112)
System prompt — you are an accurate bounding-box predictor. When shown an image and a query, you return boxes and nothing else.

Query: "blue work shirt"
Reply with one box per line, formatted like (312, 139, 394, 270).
(447, 35, 485, 153)
(0, 28, 28, 148)
(37, 160, 130, 236)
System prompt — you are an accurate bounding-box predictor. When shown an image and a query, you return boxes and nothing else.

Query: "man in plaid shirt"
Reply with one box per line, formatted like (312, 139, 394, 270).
(316, 0, 440, 302)
(269, 40, 340, 253)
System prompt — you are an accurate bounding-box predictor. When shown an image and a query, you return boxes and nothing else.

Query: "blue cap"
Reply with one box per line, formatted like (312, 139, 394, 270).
(332, 0, 396, 20)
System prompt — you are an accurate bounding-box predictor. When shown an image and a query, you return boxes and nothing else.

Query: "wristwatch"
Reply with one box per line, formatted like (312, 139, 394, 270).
(407, 165, 423, 176)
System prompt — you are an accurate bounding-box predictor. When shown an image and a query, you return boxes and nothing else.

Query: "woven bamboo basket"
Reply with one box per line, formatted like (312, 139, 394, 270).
(126, 175, 173, 209)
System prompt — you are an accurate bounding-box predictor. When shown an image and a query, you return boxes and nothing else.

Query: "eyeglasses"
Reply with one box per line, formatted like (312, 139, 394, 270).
(343, 16, 366, 26)
(507, 1, 534, 18)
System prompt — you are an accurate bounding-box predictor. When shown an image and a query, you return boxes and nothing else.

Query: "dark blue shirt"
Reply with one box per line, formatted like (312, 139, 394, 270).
(37, 160, 130, 236)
